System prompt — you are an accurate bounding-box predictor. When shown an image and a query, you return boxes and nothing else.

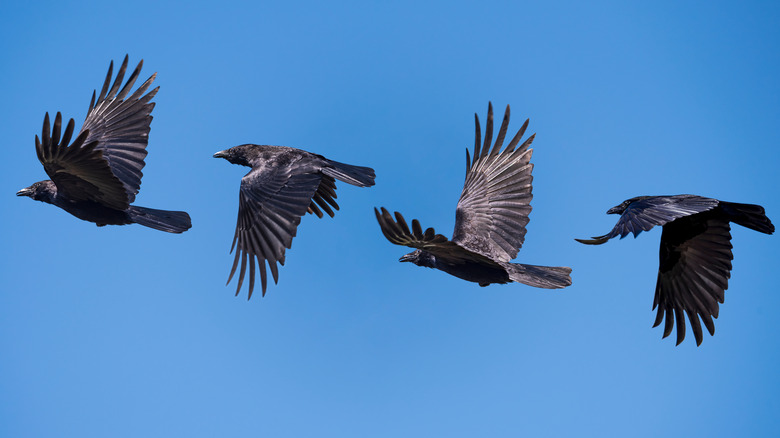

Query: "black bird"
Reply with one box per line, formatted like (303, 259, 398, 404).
(577, 195, 774, 345)
(375, 103, 572, 289)
(214, 144, 375, 299)
(17, 56, 191, 233)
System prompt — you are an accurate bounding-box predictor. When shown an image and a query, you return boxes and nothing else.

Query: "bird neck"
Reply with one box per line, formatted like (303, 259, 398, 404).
(416, 251, 437, 268)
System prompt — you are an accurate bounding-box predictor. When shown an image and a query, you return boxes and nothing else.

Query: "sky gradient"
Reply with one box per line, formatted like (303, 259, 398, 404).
(1, 1, 779, 437)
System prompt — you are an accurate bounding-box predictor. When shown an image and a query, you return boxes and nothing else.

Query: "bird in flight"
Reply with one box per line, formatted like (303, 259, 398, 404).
(375, 102, 572, 289)
(577, 195, 774, 345)
(17, 56, 192, 233)
(214, 144, 375, 299)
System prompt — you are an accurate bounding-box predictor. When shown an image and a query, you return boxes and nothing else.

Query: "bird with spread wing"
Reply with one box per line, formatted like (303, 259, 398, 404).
(375, 102, 572, 289)
(17, 55, 191, 233)
(577, 195, 774, 345)
(214, 144, 375, 299)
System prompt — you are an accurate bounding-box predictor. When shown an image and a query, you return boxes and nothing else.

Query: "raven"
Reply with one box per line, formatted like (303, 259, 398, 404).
(214, 144, 375, 299)
(375, 103, 572, 289)
(577, 195, 774, 345)
(17, 56, 191, 234)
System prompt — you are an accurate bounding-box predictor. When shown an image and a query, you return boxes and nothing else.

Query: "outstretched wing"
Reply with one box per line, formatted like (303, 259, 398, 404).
(36, 112, 129, 210)
(451, 102, 535, 262)
(228, 167, 323, 299)
(375, 207, 495, 265)
(80, 55, 158, 204)
(653, 212, 734, 346)
(576, 195, 720, 245)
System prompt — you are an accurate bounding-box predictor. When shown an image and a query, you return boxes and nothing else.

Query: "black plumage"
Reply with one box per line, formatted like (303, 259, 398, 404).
(375, 103, 572, 289)
(577, 195, 774, 345)
(214, 144, 376, 299)
(16, 56, 191, 234)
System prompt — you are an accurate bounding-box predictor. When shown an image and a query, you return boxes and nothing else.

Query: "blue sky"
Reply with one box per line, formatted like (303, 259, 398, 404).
(1, 1, 778, 437)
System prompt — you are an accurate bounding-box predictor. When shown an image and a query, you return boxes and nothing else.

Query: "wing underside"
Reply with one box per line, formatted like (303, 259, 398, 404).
(653, 215, 734, 346)
(452, 103, 536, 262)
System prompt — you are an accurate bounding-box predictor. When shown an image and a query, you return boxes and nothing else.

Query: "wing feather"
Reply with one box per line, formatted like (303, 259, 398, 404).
(576, 195, 720, 245)
(452, 103, 536, 261)
(652, 214, 733, 345)
(227, 166, 323, 299)
(307, 175, 339, 218)
(374, 207, 495, 265)
(35, 112, 129, 209)
(79, 55, 158, 204)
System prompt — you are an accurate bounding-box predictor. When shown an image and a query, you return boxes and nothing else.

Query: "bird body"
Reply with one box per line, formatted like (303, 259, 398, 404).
(577, 194, 774, 345)
(399, 248, 511, 286)
(20, 180, 131, 225)
(375, 102, 572, 289)
(401, 247, 569, 288)
(17, 56, 191, 234)
(215, 143, 375, 298)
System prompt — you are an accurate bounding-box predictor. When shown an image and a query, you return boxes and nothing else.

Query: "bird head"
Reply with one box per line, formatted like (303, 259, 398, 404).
(607, 196, 652, 215)
(399, 249, 435, 268)
(213, 145, 253, 167)
(16, 180, 56, 202)
(606, 199, 633, 215)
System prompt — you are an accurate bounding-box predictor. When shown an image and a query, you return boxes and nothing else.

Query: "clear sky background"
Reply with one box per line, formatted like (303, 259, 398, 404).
(1, 1, 778, 437)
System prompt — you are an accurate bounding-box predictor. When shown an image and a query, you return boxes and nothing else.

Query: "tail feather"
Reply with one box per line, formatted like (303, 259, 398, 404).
(501, 262, 572, 289)
(322, 159, 376, 187)
(720, 201, 774, 235)
(128, 206, 192, 233)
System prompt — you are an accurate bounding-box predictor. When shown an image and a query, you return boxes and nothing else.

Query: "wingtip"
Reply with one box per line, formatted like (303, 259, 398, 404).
(574, 236, 609, 245)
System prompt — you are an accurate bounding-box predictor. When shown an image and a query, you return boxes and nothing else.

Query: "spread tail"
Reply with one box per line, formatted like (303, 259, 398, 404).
(322, 159, 376, 187)
(128, 206, 192, 234)
(719, 201, 774, 234)
(501, 262, 572, 289)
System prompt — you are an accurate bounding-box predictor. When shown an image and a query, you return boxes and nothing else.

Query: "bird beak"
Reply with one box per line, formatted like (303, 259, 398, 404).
(399, 254, 415, 263)
(213, 150, 228, 159)
(606, 206, 620, 214)
(16, 187, 33, 197)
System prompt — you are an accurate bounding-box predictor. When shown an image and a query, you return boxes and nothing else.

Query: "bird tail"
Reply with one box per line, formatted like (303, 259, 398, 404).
(128, 206, 192, 234)
(500, 262, 572, 289)
(719, 202, 774, 235)
(322, 159, 376, 187)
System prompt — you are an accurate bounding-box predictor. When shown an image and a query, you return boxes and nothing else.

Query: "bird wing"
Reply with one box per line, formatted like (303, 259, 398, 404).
(653, 213, 733, 346)
(375, 207, 496, 265)
(79, 55, 158, 204)
(307, 175, 340, 218)
(576, 195, 720, 245)
(451, 103, 535, 262)
(36, 112, 129, 210)
(228, 166, 323, 299)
